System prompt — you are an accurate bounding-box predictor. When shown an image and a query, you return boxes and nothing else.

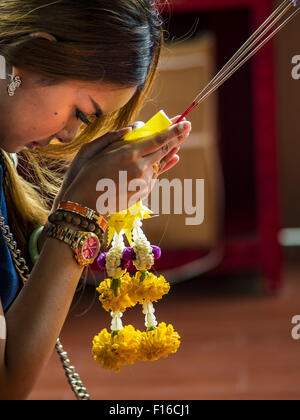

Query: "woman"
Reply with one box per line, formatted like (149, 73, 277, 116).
(0, 0, 191, 399)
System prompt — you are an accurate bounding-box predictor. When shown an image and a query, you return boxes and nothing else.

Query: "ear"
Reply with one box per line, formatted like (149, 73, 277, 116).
(29, 32, 57, 42)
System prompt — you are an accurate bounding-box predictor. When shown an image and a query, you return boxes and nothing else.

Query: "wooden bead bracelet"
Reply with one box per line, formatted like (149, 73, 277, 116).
(57, 201, 108, 232)
(48, 210, 104, 240)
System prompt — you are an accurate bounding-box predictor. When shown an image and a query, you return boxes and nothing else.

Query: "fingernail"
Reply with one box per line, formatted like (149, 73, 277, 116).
(179, 121, 191, 131)
(120, 127, 132, 136)
(183, 121, 191, 131)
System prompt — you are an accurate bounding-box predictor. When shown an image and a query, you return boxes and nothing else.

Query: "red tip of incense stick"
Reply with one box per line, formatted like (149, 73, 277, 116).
(173, 101, 199, 125)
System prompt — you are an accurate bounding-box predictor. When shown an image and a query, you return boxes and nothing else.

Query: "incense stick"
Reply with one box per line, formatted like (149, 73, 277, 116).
(195, 0, 291, 102)
(175, 0, 299, 124)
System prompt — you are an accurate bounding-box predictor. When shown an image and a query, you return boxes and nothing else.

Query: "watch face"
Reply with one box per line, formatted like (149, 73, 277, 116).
(81, 235, 101, 262)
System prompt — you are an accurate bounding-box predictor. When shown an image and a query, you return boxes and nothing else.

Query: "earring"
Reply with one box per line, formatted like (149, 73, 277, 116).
(7, 75, 22, 97)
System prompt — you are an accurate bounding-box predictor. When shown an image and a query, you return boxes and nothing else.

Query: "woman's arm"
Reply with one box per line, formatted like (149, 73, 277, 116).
(0, 233, 84, 400)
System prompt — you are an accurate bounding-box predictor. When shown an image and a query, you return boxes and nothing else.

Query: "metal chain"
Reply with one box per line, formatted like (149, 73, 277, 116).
(55, 338, 90, 400)
(0, 210, 91, 400)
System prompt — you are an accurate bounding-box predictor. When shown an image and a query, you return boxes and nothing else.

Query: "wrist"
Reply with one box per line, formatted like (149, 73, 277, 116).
(37, 191, 63, 254)
(47, 223, 102, 267)
(42, 234, 85, 273)
(36, 219, 82, 256)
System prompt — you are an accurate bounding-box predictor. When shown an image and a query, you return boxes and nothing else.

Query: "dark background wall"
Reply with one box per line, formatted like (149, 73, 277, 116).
(274, 0, 300, 228)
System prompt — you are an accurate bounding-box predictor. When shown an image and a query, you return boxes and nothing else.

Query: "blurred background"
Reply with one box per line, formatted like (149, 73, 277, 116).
(29, 0, 300, 400)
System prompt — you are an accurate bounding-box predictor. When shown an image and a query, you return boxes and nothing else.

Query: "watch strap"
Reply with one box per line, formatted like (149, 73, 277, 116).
(47, 223, 76, 245)
(47, 223, 101, 266)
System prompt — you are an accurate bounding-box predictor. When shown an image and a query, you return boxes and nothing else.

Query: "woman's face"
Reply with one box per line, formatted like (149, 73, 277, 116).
(0, 68, 137, 153)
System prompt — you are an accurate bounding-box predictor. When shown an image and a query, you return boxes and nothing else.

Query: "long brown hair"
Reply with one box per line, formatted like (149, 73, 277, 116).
(0, 0, 163, 257)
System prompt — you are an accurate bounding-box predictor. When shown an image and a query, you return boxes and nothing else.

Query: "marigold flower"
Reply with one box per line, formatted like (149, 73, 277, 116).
(97, 273, 135, 312)
(137, 322, 181, 362)
(129, 271, 170, 304)
(92, 325, 142, 373)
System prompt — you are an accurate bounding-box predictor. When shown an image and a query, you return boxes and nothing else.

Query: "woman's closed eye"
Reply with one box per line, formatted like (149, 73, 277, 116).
(75, 108, 93, 126)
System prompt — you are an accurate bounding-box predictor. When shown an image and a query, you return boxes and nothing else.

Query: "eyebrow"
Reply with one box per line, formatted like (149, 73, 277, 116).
(90, 97, 103, 118)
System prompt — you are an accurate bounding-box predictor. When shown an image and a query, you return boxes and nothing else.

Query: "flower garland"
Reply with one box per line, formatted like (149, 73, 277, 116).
(91, 201, 181, 372)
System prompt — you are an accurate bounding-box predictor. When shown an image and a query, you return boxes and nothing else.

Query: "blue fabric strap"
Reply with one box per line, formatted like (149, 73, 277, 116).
(0, 160, 21, 311)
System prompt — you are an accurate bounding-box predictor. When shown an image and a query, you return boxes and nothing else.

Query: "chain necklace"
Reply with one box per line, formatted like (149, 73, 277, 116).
(0, 210, 91, 400)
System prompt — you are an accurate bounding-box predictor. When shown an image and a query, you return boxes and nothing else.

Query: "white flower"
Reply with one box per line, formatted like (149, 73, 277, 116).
(132, 220, 154, 271)
(110, 311, 123, 332)
(142, 301, 158, 329)
(106, 232, 126, 279)
(133, 237, 154, 271)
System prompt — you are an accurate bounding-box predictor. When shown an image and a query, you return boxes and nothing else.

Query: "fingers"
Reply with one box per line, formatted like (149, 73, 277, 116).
(170, 115, 186, 124)
(152, 146, 180, 176)
(136, 121, 191, 158)
(145, 127, 190, 167)
(79, 127, 132, 160)
(159, 154, 180, 175)
(93, 127, 132, 150)
(129, 121, 145, 130)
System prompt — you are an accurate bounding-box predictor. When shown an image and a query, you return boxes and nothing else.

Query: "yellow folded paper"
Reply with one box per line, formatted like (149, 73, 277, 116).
(123, 110, 172, 142)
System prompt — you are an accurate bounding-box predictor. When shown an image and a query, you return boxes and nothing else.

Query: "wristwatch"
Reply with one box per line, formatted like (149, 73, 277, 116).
(47, 224, 101, 266)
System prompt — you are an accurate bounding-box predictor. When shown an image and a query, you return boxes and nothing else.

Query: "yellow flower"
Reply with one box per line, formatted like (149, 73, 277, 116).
(107, 214, 136, 247)
(96, 273, 135, 312)
(127, 201, 153, 221)
(137, 322, 181, 362)
(92, 325, 142, 373)
(107, 201, 153, 247)
(129, 271, 170, 304)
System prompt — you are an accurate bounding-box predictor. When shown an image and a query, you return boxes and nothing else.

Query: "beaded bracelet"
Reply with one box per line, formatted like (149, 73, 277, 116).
(57, 201, 108, 232)
(48, 209, 105, 241)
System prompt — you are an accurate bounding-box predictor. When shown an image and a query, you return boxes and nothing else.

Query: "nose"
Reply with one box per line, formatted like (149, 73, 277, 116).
(56, 115, 85, 144)
(56, 125, 82, 144)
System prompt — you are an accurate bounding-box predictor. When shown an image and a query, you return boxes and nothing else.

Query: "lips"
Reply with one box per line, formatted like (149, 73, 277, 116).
(27, 135, 57, 149)
(27, 142, 39, 150)
(27, 141, 48, 149)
